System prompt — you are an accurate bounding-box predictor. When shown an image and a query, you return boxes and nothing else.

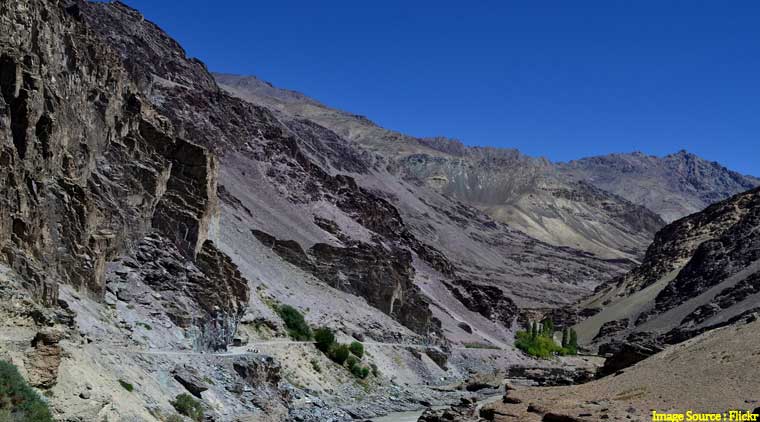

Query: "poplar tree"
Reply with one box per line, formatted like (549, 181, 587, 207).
(569, 329, 578, 350)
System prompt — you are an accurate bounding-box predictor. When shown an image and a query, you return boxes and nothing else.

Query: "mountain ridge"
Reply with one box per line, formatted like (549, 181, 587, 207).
(215, 72, 758, 261)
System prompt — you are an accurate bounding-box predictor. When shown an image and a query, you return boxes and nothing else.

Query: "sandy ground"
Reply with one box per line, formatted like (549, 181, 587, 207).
(483, 319, 760, 421)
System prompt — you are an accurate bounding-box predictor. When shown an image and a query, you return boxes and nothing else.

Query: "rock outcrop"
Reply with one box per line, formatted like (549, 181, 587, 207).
(446, 279, 519, 328)
(107, 233, 248, 350)
(26, 329, 64, 388)
(251, 229, 439, 336)
(1, 0, 250, 363)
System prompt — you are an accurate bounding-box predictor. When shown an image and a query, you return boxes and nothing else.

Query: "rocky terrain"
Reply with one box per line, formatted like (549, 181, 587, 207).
(1, 1, 758, 421)
(559, 151, 760, 223)
(576, 187, 760, 350)
(215, 74, 758, 261)
(474, 319, 760, 421)
(0, 1, 623, 420)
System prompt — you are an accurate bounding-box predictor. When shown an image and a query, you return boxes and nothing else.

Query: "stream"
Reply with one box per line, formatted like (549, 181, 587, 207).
(371, 395, 502, 422)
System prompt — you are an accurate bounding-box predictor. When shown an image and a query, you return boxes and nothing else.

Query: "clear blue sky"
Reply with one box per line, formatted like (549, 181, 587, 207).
(115, 0, 759, 175)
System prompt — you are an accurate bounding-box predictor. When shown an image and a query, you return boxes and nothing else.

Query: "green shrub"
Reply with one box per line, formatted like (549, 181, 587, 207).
(328, 343, 350, 365)
(348, 341, 364, 358)
(345, 355, 359, 370)
(370, 363, 379, 377)
(118, 379, 134, 392)
(276, 305, 312, 341)
(0, 360, 53, 422)
(165, 415, 184, 422)
(350, 364, 370, 379)
(171, 393, 204, 422)
(310, 359, 322, 373)
(314, 327, 336, 353)
(515, 327, 576, 358)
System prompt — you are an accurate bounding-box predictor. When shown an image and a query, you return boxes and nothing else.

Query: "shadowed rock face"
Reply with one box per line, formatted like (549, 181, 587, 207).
(311, 242, 438, 336)
(251, 228, 439, 337)
(0, 0, 248, 351)
(445, 279, 518, 328)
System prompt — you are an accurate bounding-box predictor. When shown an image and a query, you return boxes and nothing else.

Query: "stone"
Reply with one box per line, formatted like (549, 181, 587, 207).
(173, 366, 210, 398)
(26, 329, 63, 388)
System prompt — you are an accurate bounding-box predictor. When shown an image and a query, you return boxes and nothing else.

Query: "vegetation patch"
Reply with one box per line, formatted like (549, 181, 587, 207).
(276, 305, 312, 341)
(349, 341, 364, 358)
(0, 360, 53, 422)
(313, 327, 374, 378)
(118, 379, 134, 392)
(328, 343, 350, 365)
(314, 327, 335, 353)
(514, 319, 577, 358)
(171, 393, 204, 422)
(463, 342, 500, 350)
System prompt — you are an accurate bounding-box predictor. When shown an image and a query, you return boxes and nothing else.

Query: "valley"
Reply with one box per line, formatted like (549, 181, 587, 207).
(0, 1, 758, 421)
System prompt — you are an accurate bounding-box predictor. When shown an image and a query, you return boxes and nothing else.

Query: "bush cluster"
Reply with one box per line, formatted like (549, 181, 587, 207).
(276, 305, 313, 341)
(171, 393, 204, 422)
(0, 360, 53, 422)
(277, 308, 377, 380)
(515, 319, 578, 358)
(348, 341, 364, 358)
(312, 327, 372, 378)
(118, 379, 134, 392)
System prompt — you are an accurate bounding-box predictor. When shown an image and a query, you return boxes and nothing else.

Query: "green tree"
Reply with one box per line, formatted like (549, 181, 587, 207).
(530, 321, 538, 339)
(277, 305, 312, 341)
(328, 343, 350, 365)
(561, 327, 569, 348)
(171, 394, 204, 422)
(0, 361, 53, 422)
(346, 355, 359, 370)
(314, 327, 336, 353)
(569, 329, 578, 350)
(541, 318, 554, 337)
(349, 341, 364, 358)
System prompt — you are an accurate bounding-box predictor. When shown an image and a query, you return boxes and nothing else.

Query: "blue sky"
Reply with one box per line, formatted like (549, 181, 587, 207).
(116, 1, 759, 175)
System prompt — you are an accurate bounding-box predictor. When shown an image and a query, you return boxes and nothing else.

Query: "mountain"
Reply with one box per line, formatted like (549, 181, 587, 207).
(0, 1, 633, 420)
(559, 151, 760, 223)
(216, 73, 759, 261)
(216, 73, 668, 262)
(576, 186, 760, 347)
(1, 1, 757, 421)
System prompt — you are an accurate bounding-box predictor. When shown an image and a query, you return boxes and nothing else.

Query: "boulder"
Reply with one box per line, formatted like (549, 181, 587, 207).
(26, 329, 64, 388)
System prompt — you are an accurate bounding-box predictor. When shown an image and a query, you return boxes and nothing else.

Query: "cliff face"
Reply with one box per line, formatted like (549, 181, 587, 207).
(0, 0, 247, 348)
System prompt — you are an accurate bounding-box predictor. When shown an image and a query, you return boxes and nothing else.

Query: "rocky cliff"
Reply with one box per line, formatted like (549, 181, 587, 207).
(0, 0, 247, 346)
(2, 1, 756, 420)
(576, 186, 760, 348)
